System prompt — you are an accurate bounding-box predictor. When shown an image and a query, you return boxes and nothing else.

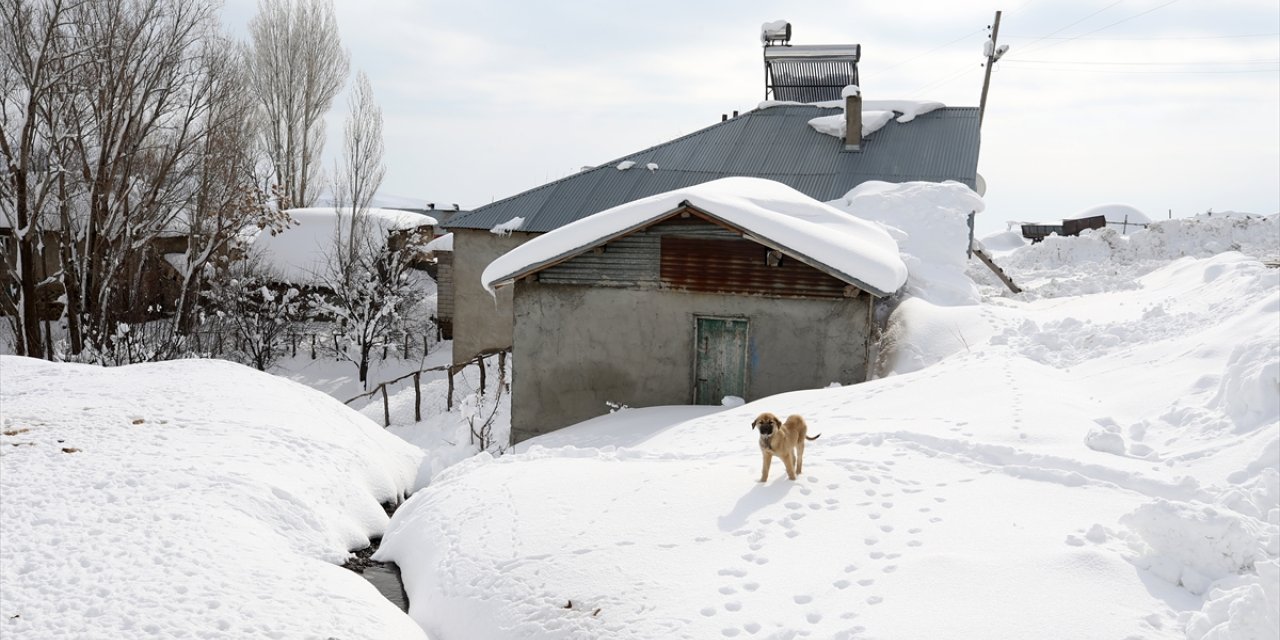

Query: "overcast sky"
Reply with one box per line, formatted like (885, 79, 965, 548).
(220, 0, 1279, 236)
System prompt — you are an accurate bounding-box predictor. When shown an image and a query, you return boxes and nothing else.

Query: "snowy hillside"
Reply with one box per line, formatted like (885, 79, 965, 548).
(377, 215, 1279, 639)
(0, 358, 428, 639)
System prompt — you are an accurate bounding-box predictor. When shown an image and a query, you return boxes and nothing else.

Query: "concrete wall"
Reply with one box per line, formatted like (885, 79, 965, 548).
(449, 229, 533, 365)
(510, 282, 872, 443)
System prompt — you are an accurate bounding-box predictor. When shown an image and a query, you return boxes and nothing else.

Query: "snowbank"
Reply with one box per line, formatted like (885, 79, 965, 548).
(994, 212, 1279, 298)
(380, 222, 1278, 638)
(1069, 203, 1153, 228)
(830, 180, 985, 306)
(482, 176, 908, 298)
(246, 207, 437, 285)
(0, 357, 427, 639)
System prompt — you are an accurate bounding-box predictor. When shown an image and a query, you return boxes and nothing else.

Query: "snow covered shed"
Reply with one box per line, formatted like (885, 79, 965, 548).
(482, 177, 908, 444)
(444, 101, 980, 367)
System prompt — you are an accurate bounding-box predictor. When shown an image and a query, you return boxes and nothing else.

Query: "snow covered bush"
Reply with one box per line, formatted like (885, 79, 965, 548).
(203, 259, 312, 371)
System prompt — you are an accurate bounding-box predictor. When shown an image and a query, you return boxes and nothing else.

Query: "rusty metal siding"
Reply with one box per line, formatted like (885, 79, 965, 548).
(660, 236, 850, 299)
(538, 234, 660, 286)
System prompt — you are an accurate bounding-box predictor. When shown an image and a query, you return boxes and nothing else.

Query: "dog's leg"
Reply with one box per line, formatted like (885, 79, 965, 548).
(796, 438, 806, 475)
(782, 451, 797, 480)
(760, 450, 772, 483)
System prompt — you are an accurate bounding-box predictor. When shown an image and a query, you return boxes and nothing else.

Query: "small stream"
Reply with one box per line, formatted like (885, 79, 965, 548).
(360, 557, 409, 612)
(343, 501, 410, 612)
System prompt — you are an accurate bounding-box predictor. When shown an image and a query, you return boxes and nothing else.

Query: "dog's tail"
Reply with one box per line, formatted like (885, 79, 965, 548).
(806, 433, 821, 441)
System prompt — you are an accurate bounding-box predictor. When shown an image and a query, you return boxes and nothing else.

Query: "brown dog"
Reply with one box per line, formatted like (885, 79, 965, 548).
(751, 412, 820, 482)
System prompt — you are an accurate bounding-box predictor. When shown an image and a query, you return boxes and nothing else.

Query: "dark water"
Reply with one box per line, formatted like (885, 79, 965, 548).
(360, 562, 409, 612)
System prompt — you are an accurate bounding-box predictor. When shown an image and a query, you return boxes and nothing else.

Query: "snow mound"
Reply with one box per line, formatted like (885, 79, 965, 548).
(807, 99, 945, 139)
(1070, 203, 1152, 227)
(1186, 558, 1280, 640)
(998, 213, 1279, 298)
(1120, 499, 1272, 595)
(0, 357, 426, 639)
(831, 180, 985, 306)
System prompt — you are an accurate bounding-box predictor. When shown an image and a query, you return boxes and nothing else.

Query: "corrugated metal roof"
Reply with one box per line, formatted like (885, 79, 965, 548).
(447, 104, 980, 233)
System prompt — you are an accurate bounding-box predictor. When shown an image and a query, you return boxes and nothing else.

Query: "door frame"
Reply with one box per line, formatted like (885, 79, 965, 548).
(692, 314, 750, 405)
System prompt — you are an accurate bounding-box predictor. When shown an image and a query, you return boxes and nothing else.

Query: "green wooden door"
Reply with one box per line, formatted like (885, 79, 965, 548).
(694, 317, 749, 405)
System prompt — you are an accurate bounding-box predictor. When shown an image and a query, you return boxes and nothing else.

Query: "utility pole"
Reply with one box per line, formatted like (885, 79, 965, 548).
(978, 10, 1004, 129)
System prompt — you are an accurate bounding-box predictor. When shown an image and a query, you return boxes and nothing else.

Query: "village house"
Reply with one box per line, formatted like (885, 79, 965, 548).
(442, 25, 982, 371)
(481, 177, 908, 443)
(244, 207, 438, 286)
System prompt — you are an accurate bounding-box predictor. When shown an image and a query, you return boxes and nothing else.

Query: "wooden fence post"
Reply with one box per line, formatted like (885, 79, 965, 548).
(498, 350, 507, 392)
(478, 356, 487, 395)
(381, 385, 390, 427)
(413, 372, 422, 422)
(446, 365, 455, 411)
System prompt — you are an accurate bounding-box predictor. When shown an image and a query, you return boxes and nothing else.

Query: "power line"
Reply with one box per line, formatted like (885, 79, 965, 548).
(1017, 0, 1126, 54)
(1026, 0, 1185, 54)
(999, 64, 1278, 74)
(1003, 57, 1280, 65)
(879, 26, 988, 73)
(1005, 32, 1279, 41)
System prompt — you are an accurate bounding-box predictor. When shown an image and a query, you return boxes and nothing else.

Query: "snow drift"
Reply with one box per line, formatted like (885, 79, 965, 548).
(0, 357, 427, 639)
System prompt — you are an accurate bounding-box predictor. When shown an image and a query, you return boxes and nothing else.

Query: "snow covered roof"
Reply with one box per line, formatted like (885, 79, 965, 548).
(246, 207, 437, 284)
(424, 233, 453, 253)
(482, 177, 908, 298)
(447, 104, 979, 233)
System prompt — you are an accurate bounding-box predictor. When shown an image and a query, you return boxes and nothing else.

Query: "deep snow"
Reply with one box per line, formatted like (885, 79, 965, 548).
(376, 212, 1279, 639)
(0, 358, 427, 639)
(1, 195, 1276, 639)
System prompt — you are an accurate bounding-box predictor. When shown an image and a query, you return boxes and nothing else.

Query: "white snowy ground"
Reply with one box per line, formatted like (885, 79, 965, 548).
(0, 193, 1275, 639)
(0, 358, 428, 639)
(377, 213, 1280, 639)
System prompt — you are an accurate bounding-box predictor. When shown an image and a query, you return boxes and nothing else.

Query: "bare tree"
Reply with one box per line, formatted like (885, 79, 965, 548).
(334, 69, 384, 267)
(0, 0, 80, 357)
(59, 0, 224, 350)
(245, 0, 348, 209)
(171, 37, 293, 336)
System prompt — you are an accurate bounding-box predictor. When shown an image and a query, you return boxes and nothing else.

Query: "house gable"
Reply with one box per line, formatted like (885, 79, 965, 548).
(528, 207, 863, 299)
